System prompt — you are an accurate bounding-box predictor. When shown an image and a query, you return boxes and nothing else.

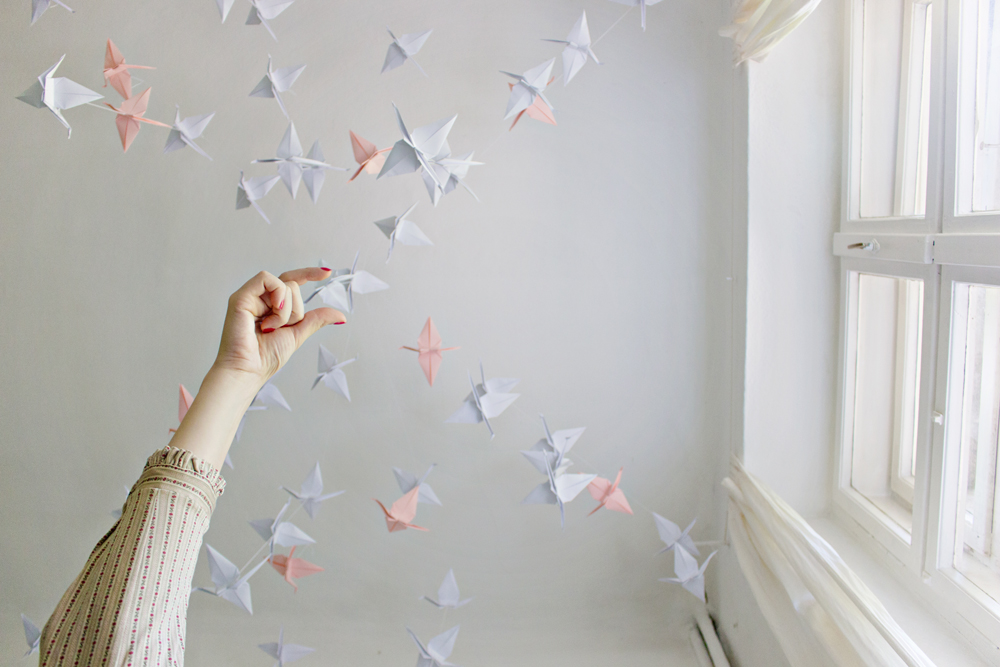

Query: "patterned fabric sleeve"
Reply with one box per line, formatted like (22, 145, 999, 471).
(39, 447, 225, 667)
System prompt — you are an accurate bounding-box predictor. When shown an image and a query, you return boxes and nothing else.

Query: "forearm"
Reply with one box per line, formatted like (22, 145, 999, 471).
(167, 365, 261, 471)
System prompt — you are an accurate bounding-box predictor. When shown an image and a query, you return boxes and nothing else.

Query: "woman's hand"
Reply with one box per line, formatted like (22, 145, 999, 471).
(213, 267, 346, 387)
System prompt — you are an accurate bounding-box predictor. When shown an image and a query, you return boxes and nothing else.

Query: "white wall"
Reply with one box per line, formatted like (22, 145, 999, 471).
(0, 0, 736, 665)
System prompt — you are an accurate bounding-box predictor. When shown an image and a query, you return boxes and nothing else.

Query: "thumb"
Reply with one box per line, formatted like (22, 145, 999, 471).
(289, 307, 346, 350)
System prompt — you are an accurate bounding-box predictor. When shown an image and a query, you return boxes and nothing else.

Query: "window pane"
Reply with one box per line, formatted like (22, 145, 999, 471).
(952, 284, 1000, 598)
(858, 0, 932, 218)
(957, 0, 1000, 213)
(849, 273, 924, 533)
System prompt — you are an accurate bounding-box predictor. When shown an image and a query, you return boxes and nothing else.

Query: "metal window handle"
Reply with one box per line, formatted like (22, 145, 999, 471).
(933, 411, 944, 425)
(847, 239, 880, 253)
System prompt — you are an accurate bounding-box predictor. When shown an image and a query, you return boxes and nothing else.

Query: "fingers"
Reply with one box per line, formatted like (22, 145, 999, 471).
(230, 270, 287, 318)
(279, 266, 333, 286)
(281, 281, 305, 329)
(287, 307, 346, 350)
(259, 282, 292, 332)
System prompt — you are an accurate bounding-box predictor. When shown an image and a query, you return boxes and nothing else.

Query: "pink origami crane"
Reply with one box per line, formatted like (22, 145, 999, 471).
(401, 317, 458, 387)
(168, 384, 194, 433)
(373, 487, 428, 533)
(587, 467, 634, 516)
(102, 39, 154, 100)
(508, 79, 556, 131)
(106, 88, 170, 152)
(269, 546, 324, 591)
(348, 131, 390, 182)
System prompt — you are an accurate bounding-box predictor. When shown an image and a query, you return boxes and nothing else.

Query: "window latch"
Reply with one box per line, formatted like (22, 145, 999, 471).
(933, 411, 944, 425)
(847, 239, 881, 253)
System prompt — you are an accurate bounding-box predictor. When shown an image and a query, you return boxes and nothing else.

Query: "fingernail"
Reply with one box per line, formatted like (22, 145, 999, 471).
(321, 267, 332, 271)
(262, 327, 275, 333)
(278, 299, 285, 310)
(334, 321, 346, 325)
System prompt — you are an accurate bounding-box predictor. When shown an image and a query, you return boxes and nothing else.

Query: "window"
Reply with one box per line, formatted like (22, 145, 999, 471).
(835, 0, 1000, 651)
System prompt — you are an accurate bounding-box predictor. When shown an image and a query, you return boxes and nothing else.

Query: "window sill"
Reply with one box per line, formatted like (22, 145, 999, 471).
(815, 514, 995, 666)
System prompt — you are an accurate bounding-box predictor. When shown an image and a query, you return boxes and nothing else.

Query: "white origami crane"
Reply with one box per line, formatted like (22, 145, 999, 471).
(521, 416, 596, 527)
(163, 106, 215, 160)
(501, 59, 555, 120)
(608, 0, 664, 31)
(407, 625, 461, 667)
(421, 151, 482, 206)
(421, 569, 472, 609)
(235, 379, 291, 442)
(21, 614, 40, 656)
(382, 27, 433, 76)
(249, 499, 316, 554)
(236, 170, 281, 225)
(215, 0, 236, 22)
(719, 0, 824, 65)
(246, 0, 296, 40)
(305, 253, 388, 313)
(17, 55, 103, 138)
(373, 202, 432, 262)
(282, 462, 345, 519)
(259, 627, 314, 667)
(377, 104, 456, 192)
(393, 464, 441, 506)
(253, 123, 341, 201)
(311, 345, 357, 401)
(445, 361, 520, 439)
(543, 11, 601, 85)
(249, 56, 305, 119)
(659, 545, 716, 602)
(193, 545, 267, 614)
(31, 0, 73, 25)
(653, 513, 699, 556)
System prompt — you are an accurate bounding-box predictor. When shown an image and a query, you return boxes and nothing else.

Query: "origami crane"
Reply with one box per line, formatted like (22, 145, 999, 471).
(401, 317, 458, 387)
(305, 252, 388, 313)
(653, 513, 699, 556)
(21, 614, 40, 656)
(282, 462, 345, 519)
(17, 55, 103, 138)
(249, 56, 305, 119)
(235, 378, 291, 441)
(373, 202, 432, 262)
(268, 547, 324, 592)
(393, 464, 441, 506)
(543, 11, 601, 85)
(501, 59, 555, 120)
(102, 39, 154, 100)
(421, 569, 472, 609)
(420, 151, 482, 206)
(508, 78, 556, 130)
(215, 0, 236, 22)
(31, 0, 73, 25)
(311, 345, 357, 401)
(164, 106, 215, 160)
(236, 170, 281, 225)
(445, 361, 520, 438)
(373, 486, 427, 533)
(587, 468, 633, 516)
(377, 104, 456, 191)
(608, 0, 664, 31)
(249, 499, 315, 554)
(253, 123, 340, 200)
(407, 626, 461, 667)
(258, 627, 315, 666)
(168, 384, 195, 433)
(246, 0, 296, 41)
(382, 27, 433, 76)
(106, 88, 171, 152)
(193, 545, 267, 614)
(521, 416, 596, 527)
(348, 131, 390, 181)
(301, 141, 344, 203)
(659, 545, 716, 602)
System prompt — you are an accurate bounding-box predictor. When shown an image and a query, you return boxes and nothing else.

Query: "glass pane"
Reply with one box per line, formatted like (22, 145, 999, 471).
(858, 0, 932, 218)
(849, 273, 925, 533)
(952, 284, 1000, 597)
(957, 0, 1000, 213)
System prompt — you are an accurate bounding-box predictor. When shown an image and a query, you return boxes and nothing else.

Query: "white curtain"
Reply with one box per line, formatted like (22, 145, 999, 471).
(720, 0, 825, 65)
(724, 457, 936, 667)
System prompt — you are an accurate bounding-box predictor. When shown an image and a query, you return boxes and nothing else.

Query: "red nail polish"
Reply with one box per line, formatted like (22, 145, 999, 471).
(262, 327, 275, 333)
(334, 321, 346, 325)
(278, 299, 285, 310)
(321, 267, 332, 271)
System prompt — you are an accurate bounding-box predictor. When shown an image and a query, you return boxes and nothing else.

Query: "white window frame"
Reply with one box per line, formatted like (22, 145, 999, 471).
(835, 0, 1000, 657)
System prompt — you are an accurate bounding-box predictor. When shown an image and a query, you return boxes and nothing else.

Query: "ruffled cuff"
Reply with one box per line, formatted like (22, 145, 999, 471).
(143, 446, 226, 497)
